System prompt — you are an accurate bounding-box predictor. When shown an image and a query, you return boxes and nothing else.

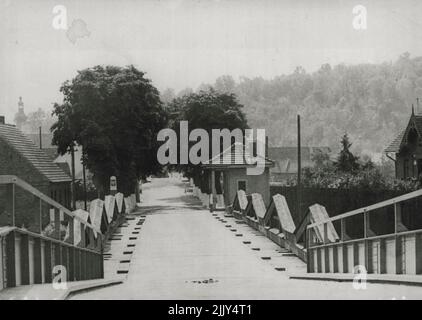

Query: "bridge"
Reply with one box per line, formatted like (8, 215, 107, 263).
(1, 176, 422, 299)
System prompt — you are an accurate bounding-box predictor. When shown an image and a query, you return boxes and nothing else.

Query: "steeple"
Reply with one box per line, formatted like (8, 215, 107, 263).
(14, 96, 27, 130)
(18, 96, 24, 110)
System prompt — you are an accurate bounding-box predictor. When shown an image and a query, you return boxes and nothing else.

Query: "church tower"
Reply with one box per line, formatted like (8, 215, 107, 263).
(14, 96, 27, 130)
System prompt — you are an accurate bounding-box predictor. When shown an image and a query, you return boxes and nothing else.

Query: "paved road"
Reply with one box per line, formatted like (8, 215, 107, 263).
(72, 178, 422, 299)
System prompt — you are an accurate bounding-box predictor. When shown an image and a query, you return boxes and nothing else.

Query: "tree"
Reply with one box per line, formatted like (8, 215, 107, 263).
(169, 88, 248, 180)
(51, 65, 168, 197)
(335, 133, 360, 173)
(26, 108, 56, 133)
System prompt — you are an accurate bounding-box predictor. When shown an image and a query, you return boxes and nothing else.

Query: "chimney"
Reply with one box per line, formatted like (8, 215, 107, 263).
(0, 116, 4, 125)
(417, 98, 420, 114)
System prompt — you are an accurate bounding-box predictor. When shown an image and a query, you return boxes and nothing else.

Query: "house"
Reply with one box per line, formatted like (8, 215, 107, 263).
(201, 142, 274, 208)
(268, 146, 331, 183)
(25, 133, 58, 160)
(385, 106, 422, 180)
(12, 97, 84, 180)
(0, 118, 72, 209)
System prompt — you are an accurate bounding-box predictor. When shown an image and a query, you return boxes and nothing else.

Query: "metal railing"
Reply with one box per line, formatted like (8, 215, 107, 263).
(306, 189, 422, 275)
(0, 175, 103, 289)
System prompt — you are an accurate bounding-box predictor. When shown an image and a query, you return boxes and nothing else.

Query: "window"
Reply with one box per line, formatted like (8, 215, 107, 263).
(237, 180, 247, 192)
(404, 159, 409, 179)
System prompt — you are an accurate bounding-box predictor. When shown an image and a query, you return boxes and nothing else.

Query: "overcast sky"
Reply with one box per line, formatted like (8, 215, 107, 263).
(1, 0, 422, 122)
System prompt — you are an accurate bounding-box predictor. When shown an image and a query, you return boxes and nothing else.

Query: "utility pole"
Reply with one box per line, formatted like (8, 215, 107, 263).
(297, 114, 302, 221)
(70, 145, 76, 210)
(83, 162, 87, 210)
(39, 126, 42, 149)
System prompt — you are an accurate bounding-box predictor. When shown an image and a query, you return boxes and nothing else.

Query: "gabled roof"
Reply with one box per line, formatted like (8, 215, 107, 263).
(268, 146, 330, 174)
(0, 124, 71, 183)
(268, 146, 331, 162)
(26, 133, 55, 149)
(202, 142, 274, 168)
(385, 130, 405, 153)
(385, 114, 422, 153)
(272, 158, 314, 174)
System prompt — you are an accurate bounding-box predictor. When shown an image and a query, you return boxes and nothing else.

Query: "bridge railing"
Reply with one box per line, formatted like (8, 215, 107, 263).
(0, 175, 103, 290)
(306, 188, 422, 275)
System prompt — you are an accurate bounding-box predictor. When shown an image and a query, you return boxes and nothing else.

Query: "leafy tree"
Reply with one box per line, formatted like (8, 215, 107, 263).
(335, 133, 360, 173)
(26, 108, 56, 133)
(51, 65, 168, 196)
(176, 53, 422, 160)
(169, 88, 248, 182)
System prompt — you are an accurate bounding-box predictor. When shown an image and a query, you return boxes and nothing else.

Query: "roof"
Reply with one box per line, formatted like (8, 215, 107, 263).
(202, 142, 274, 168)
(385, 114, 422, 153)
(268, 146, 331, 174)
(0, 124, 71, 183)
(268, 146, 331, 162)
(385, 130, 406, 153)
(272, 159, 314, 174)
(26, 133, 55, 149)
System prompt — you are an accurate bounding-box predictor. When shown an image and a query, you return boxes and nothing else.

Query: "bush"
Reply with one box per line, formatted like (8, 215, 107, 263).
(287, 164, 419, 193)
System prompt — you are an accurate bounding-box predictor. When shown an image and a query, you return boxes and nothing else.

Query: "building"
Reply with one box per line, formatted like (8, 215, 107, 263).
(385, 105, 422, 180)
(14, 97, 27, 131)
(0, 118, 72, 208)
(201, 142, 274, 208)
(12, 97, 85, 180)
(268, 146, 331, 183)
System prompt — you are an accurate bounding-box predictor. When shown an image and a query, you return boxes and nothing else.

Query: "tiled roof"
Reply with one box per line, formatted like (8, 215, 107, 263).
(268, 146, 330, 174)
(384, 114, 422, 153)
(271, 159, 314, 174)
(0, 124, 71, 183)
(202, 142, 274, 168)
(268, 146, 331, 162)
(26, 133, 55, 149)
(385, 130, 405, 153)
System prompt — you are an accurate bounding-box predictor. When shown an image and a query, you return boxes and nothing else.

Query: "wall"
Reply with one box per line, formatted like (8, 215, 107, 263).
(225, 167, 271, 207)
(0, 140, 72, 233)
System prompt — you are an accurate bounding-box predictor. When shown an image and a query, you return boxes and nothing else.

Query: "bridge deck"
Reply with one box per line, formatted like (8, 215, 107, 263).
(71, 178, 422, 299)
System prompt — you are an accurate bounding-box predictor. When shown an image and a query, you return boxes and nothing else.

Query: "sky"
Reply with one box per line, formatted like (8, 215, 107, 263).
(1, 0, 422, 122)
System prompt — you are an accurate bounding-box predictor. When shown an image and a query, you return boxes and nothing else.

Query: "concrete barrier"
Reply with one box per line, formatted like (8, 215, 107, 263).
(115, 193, 125, 214)
(104, 195, 116, 223)
(89, 199, 108, 235)
(309, 204, 339, 243)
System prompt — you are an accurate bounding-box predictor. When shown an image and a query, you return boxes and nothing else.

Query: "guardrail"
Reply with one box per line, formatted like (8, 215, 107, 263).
(0, 175, 103, 290)
(306, 189, 422, 275)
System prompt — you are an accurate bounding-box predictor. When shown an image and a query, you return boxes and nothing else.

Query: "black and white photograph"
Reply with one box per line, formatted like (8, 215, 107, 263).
(1, 0, 422, 304)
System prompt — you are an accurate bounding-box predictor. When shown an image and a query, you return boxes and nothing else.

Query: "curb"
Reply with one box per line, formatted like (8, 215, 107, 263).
(62, 278, 124, 300)
(289, 274, 422, 287)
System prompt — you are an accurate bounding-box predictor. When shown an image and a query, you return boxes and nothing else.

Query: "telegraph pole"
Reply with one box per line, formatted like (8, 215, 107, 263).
(39, 126, 42, 149)
(297, 114, 302, 221)
(83, 163, 87, 210)
(71, 144, 76, 210)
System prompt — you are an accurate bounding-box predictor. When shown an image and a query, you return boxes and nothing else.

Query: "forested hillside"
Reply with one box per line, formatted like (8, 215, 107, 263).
(164, 53, 422, 158)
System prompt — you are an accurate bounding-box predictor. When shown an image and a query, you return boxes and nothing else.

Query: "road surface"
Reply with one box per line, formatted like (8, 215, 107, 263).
(71, 178, 422, 299)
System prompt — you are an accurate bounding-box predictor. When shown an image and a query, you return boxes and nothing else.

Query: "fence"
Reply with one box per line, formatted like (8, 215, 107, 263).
(269, 186, 414, 238)
(306, 189, 422, 275)
(0, 175, 104, 290)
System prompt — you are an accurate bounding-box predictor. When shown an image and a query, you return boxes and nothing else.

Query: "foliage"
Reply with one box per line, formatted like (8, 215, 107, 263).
(335, 133, 360, 173)
(51, 65, 168, 196)
(25, 108, 56, 133)
(295, 162, 419, 193)
(282, 133, 419, 192)
(169, 53, 422, 156)
(167, 88, 248, 177)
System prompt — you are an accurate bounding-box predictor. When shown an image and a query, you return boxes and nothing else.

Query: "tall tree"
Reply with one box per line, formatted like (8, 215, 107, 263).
(169, 88, 248, 179)
(335, 133, 360, 173)
(51, 65, 168, 196)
